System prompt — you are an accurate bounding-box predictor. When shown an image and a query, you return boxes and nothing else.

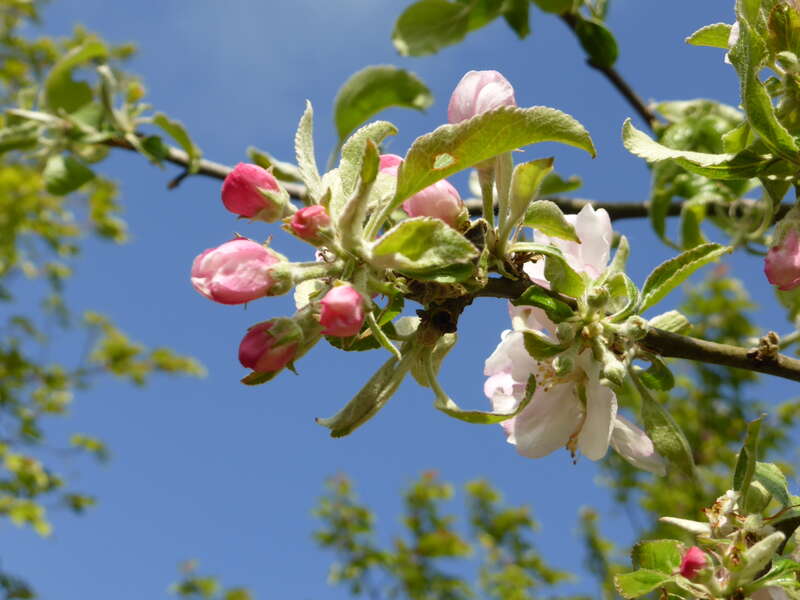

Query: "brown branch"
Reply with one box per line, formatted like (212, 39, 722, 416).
(476, 276, 800, 384)
(105, 135, 793, 221)
(560, 14, 659, 131)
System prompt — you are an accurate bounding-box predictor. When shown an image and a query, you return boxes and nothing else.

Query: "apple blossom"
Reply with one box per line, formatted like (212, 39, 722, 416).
(319, 285, 366, 337)
(290, 205, 331, 241)
(191, 238, 281, 305)
(379, 153, 402, 176)
(401, 178, 464, 228)
(678, 546, 707, 579)
(239, 321, 298, 373)
(222, 162, 286, 221)
(765, 229, 800, 290)
(447, 70, 517, 123)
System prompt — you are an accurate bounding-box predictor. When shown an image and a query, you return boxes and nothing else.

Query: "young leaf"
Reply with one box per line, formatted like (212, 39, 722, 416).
(754, 462, 791, 506)
(532, 0, 572, 13)
(685, 22, 733, 48)
(333, 65, 432, 144)
(502, 0, 531, 38)
(511, 285, 575, 323)
(637, 356, 675, 391)
(525, 200, 580, 242)
(152, 113, 202, 173)
(631, 540, 683, 574)
(522, 330, 567, 359)
(338, 121, 398, 198)
(43, 155, 95, 196)
(614, 570, 673, 599)
(622, 119, 770, 180)
(606, 272, 639, 322)
(511, 242, 586, 298)
(639, 243, 731, 312)
(392, 0, 470, 56)
(508, 158, 555, 230)
(45, 40, 108, 114)
(295, 100, 323, 200)
(369, 217, 478, 283)
(435, 373, 536, 424)
(648, 310, 691, 335)
(539, 172, 582, 195)
(633, 373, 696, 478)
(574, 16, 619, 68)
(732, 416, 763, 498)
(247, 147, 302, 182)
(395, 105, 595, 205)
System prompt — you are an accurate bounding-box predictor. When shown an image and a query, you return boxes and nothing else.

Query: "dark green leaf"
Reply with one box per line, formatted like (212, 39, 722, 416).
(392, 0, 470, 56)
(754, 462, 791, 506)
(637, 356, 675, 391)
(511, 285, 575, 322)
(574, 16, 618, 68)
(732, 415, 763, 499)
(501, 0, 531, 38)
(522, 330, 567, 359)
(45, 40, 108, 113)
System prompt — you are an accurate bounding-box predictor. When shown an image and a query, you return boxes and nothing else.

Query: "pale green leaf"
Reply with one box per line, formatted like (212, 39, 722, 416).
(631, 540, 684, 574)
(339, 120, 398, 198)
(435, 374, 536, 424)
(43, 155, 95, 196)
(614, 570, 673, 599)
(755, 461, 791, 506)
(509, 158, 554, 228)
(511, 241, 586, 298)
(539, 172, 582, 195)
(524, 200, 580, 242)
(45, 40, 108, 114)
(522, 330, 567, 359)
(295, 100, 323, 199)
(648, 310, 691, 335)
(686, 22, 733, 48)
(334, 65, 432, 143)
(152, 113, 202, 173)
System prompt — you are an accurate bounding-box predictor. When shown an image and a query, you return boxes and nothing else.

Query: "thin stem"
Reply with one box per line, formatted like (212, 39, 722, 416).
(560, 14, 659, 131)
(477, 167, 496, 228)
(366, 311, 402, 360)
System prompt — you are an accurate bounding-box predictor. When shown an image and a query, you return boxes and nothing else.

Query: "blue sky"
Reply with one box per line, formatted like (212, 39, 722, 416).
(7, 1, 799, 598)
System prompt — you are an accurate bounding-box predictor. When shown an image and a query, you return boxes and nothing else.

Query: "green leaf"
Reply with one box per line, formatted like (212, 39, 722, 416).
(648, 310, 691, 335)
(464, 0, 504, 31)
(634, 374, 695, 478)
(247, 147, 302, 182)
(502, 0, 531, 38)
(685, 22, 733, 48)
(511, 241, 586, 298)
(317, 353, 412, 437)
(614, 570, 673, 599)
(511, 285, 575, 323)
(152, 113, 202, 173)
(532, 0, 573, 13)
(435, 373, 536, 424)
(754, 462, 791, 506)
(729, 15, 800, 160)
(508, 158, 554, 228)
(679, 198, 708, 249)
(395, 105, 595, 205)
(339, 120, 398, 198)
(295, 100, 323, 200)
(44, 40, 108, 114)
(767, 3, 800, 55)
(43, 155, 95, 195)
(639, 243, 731, 312)
(522, 330, 567, 359)
(631, 540, 684, 574)
(369, 217, 478, 282)
(574, 16, 619, 68)
(539, 172, 582, 195)
(524, 200, 580, 242)
(0, 122, 40, 154)
(622, 119, 770, 180)
(392, 0, 470, 56)
(333, 65, 433, 143)
(638, 356, 675, 391)
(606, 272, 639, 322)
(733, 416, 763, 498)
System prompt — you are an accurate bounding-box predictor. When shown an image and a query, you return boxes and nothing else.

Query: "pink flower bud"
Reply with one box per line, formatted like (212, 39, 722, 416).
(679, 546, 707, 580)
(379, 154, 403, 176)
(402, 178, 463, 227)
(222, 163, 285, 221)
(290, 205, 331, 240)
(765, 229, 800, 291)
(191, 238, 281, 305)
(319, 285, 366, 337)
(447, 70, 517, 124)
(238, 322, 298, 373)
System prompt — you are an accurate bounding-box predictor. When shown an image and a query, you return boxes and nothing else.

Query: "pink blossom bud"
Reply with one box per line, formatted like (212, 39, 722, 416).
(290, 205, 331, 240)
(402, 178, 463, 227)
(319, 285, 366, 337)
(765, 229, 800, 291)
(238, 322, 298, 373)
(222, 163, 285, 221)
(379, 154, 403, 176)
(679, 546, 707, 580)
(447, 70, 517, 124)
(191, 238, 281, 305)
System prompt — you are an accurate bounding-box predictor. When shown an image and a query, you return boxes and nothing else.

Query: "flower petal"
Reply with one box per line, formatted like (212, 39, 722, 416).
(577, 370, 617, 461)
(573, 205, 612, 278)
(511, 383, 582, 458)
(610, 415, 666, 475)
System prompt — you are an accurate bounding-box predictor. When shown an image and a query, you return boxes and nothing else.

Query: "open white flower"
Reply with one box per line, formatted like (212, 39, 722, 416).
(484, 205, 664, 473)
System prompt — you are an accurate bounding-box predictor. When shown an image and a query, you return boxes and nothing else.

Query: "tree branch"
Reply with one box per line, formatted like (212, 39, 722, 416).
(559, 14, 659, 131)
(104, 136, 792, 221)
(476, 277, 800, 384)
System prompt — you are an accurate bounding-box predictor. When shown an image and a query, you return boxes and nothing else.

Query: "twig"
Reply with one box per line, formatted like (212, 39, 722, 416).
(476, 276, 800, 383)
(560, 14, 659, 131)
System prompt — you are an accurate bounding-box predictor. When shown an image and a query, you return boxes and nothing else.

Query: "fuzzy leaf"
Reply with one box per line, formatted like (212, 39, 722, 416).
(648, 310, 691, 335)
(295, 100, 323, 199)
(395, 105, 595, 205)
(339, 120, 398, 197)
(334, 65, 432, 143)
(370, 217, 478, 282)
(622, 119, 770, 180)
(686, 22, 733, 48)
(639, 243, 731, 312)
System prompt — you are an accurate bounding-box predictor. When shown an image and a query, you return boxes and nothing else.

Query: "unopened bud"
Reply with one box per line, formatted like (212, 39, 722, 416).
(290, 205, 331, 242)
(679, 546, 708, 580)
(239, 319, 302, 374)
(401, 178, 464, 228)
(319, 285, 366, 338)
(743, 481, 772, 514)
(222, 163, 289, 222)
(553, 354, 574, 376)
(587, 286, 610, 310)
(621, 316, 648, 341)
(556, 322, 578, 343)
(447, 70, 516, 124)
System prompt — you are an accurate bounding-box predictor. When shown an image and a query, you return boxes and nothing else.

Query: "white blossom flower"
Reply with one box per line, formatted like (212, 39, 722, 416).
(484, 205, 664, 472)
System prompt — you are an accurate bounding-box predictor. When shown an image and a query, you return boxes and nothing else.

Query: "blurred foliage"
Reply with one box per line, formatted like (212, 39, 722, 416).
(313, 472, 589, 600)
(0, 1, 203, 596)
(170, 562, 253, 600)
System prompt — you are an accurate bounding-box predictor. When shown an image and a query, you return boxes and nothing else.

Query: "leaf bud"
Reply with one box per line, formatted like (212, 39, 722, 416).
(556, 322, 578, 343)
(587, 285, 610, 310)
(621, 316, 648, 341)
